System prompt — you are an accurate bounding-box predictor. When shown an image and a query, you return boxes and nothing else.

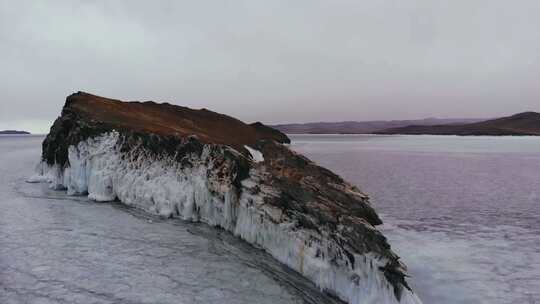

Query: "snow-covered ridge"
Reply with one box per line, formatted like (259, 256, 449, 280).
(30, 132, 422, 304)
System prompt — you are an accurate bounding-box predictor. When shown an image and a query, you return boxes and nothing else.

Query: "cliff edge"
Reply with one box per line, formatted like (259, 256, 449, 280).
(30, 92, 421, 304)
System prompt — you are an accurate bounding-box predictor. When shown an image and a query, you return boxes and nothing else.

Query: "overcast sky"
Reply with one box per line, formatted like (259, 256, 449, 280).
(1, 0, 539, 133)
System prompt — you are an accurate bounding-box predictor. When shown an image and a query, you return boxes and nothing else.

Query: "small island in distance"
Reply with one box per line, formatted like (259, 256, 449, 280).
(272, 112, 540, 136)
(0, 130, 30, 135)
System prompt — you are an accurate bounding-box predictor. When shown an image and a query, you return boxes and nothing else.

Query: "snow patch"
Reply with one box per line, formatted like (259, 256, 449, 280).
(244, 145, 264, 163)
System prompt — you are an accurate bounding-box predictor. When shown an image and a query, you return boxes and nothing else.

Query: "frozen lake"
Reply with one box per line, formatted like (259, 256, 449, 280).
(0, 135, 342, 304)
(2, 134, 539, 304)
(290, 134, 540, 304)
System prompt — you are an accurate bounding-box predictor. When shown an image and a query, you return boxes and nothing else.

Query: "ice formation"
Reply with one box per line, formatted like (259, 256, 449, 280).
(31, 131, 421, 304)
(30, 92, 422, 304)
(244, 145, 264, 163)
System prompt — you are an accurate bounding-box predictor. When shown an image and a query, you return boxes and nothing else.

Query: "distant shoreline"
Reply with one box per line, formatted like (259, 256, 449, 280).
(273, 111, 539, 136)
(287, 133, 539, 137)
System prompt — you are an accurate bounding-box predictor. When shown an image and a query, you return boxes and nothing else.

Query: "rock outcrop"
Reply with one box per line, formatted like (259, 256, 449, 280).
(30, 92, 421, 304)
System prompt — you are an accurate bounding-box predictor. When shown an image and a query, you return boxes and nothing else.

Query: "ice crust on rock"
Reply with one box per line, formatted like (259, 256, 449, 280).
(244, 145, 264, 163)
(32, 132, 422, 304)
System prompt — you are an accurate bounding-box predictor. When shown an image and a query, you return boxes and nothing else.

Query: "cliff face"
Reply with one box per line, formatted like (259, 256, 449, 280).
(31, 92, 421, 304)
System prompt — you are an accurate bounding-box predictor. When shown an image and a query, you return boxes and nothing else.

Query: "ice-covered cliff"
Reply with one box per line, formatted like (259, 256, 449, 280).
(30, 92, 422, 304)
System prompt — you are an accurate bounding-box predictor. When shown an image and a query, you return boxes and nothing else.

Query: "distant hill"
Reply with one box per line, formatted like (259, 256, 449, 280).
(375, 112, 540, 136)
(0, 130, 30, 135)
(272, 118, 483, 134)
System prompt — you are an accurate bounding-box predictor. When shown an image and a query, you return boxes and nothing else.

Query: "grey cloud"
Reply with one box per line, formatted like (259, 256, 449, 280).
(1, 0, 539, 133)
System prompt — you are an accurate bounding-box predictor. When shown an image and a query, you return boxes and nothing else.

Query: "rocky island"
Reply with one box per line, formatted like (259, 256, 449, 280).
(29, 92, 421, 304)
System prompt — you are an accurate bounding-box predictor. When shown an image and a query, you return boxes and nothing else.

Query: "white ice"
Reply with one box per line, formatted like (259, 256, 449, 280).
(244, 145, 264, 163)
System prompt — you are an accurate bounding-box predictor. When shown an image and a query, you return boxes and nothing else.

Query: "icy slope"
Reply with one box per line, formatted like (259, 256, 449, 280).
(31, 132, 421, 304)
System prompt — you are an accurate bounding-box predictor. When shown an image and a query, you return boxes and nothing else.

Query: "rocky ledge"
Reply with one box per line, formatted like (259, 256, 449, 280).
(30, 92, 421, 304)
